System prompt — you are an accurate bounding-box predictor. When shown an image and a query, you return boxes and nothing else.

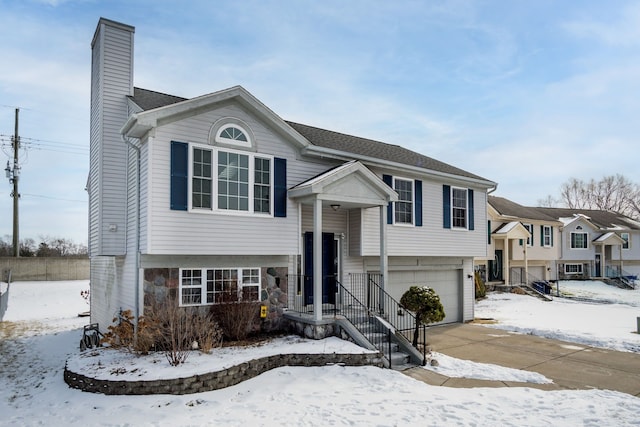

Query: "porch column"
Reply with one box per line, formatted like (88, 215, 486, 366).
(601, 244, 607, 278)
(380, 204, 388, 290)
(504, 237, 510, 285)
(524, 243, 528, 284)
(620, 244, 624, 273)
(313, 198, 323, 321)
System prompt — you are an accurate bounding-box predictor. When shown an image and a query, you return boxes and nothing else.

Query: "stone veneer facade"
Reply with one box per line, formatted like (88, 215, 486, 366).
(142, 266, 289, 333)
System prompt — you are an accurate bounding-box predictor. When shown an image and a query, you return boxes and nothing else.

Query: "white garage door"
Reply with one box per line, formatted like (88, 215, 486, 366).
(387, 269, 462, 324)
(527, 266, 545, 281)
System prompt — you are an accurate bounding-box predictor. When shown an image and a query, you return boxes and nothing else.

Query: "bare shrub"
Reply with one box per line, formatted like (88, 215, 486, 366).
(101, 310, 135, 350)
(192, 311, 223, 353)
(211, 291, 261, 341)
(100, 309, 159, 354)
(146, 297, 223, 364)
(102, 298, 223, 365)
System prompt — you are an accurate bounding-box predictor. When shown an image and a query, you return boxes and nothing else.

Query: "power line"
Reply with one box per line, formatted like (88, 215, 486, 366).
(21, 193, 86, 203)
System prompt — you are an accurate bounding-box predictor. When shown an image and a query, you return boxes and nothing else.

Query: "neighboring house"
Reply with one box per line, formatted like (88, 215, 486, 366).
(537, 207, 640, 281)
(477, 196, 640, 287)
(478, 196, 562, 286)
(88, 17, 496, 348)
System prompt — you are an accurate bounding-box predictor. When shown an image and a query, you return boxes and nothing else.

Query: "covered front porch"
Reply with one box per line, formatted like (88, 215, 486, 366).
(286, 160, 398, 322)
(489, 221, 532, 286)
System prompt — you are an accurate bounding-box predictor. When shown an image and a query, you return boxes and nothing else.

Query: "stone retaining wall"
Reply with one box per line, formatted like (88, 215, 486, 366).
(64, 352, 383, 395)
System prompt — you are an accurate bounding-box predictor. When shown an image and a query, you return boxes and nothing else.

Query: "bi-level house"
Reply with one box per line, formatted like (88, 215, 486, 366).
(478, 196, 562, 287)
(88, 18, 496, 350)
(477, 196, 640, 289)
(538, 207, 640, 282)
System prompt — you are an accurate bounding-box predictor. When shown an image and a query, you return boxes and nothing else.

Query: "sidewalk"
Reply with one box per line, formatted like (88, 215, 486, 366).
(402, 323, 640, 397)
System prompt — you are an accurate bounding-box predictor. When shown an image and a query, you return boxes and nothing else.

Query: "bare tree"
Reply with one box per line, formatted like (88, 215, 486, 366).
(559, 175, 640, 219)
(536, 195, 559, 207)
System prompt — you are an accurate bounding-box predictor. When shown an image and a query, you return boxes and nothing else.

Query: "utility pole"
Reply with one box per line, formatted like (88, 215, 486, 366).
(4, 108, 20, 257)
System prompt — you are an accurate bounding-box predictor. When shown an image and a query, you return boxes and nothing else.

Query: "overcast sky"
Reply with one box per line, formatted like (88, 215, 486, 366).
(1, 0, 639, 244)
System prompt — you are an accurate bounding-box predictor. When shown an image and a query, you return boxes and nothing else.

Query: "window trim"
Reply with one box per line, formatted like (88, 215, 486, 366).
(621, 232, 630, 250)
(523, 223, 533, 246)
(451, 187, 468, 229)
(188, 143, 274, 216)
(564, 263, 583, 275)
(542, 225, 552, 247)
(179, 267, 261, 307)
(215, 123, 252, 148)
(570, 231, 589, 250)
(392, 176, 414, 226)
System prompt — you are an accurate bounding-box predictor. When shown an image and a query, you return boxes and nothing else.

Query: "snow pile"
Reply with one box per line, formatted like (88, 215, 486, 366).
(1, 280, 640, 426)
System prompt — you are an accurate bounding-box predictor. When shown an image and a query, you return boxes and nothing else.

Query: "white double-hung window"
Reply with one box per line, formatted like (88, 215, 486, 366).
(570, 232, 589, 249)
(393, 177, 413, 225)
(452, 187, 468, 228)
(190, 146, 272, 215)
(179, 267, 261, 306)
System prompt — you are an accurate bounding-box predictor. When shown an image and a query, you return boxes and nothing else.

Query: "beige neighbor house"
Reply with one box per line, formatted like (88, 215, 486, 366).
(476, 196, 640, 290)
(477, 196, 562, 290)
(88, 18, 496, 367)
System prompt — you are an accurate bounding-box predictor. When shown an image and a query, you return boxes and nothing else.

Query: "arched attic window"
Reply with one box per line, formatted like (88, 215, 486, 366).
(219, 125, 248, 143)
(211, 119, 254, 150)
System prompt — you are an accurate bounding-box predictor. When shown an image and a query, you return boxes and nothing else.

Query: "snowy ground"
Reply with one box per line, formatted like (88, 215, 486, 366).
(475, 280, 640, 353)
(1, 280, 639, 426)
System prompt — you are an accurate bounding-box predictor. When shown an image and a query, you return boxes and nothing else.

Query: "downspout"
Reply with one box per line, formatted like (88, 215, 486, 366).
(122, 134, 141, 328)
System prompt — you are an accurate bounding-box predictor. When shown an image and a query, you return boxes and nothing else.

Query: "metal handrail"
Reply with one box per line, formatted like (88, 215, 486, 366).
(352, 275, 427, 365)
(333, 280, 395, 368)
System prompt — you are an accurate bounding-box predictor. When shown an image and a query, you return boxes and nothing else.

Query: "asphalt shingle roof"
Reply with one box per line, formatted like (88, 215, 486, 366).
(489, 196, 559, 222)
(537, 207, 640, 230)
(129, 87, 491, 182)
(489, 195, 640, 231)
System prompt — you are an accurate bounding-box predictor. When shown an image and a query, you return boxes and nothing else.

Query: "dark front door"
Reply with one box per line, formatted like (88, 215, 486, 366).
(304, 232, 336, 305)
(488, 250, 503, 281)
(595, 254, 601, 277)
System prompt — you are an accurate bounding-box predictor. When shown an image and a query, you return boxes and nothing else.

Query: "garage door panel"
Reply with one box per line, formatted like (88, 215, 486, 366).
(388, 269, 461, 324)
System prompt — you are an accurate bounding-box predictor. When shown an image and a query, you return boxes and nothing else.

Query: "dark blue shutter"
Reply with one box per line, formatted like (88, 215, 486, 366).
(540, 225, 544, 246)
(170, 141, 188, 211)
(468, 189, 474, 230)
(414, 180, 422, 227)
(487, 220, 492, 244)
(274, 157, 287, 217)
(443, 185, 451, 229)
(551, 226, 554, 247)
(382, 174, 393, 224)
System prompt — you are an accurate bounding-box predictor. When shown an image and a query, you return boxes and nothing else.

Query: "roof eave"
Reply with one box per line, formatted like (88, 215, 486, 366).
(122, 86, 311, 149)
(302, 145, 496, 189)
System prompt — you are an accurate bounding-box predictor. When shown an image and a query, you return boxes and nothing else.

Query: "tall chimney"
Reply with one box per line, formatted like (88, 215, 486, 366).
(89, 18, 135, 256)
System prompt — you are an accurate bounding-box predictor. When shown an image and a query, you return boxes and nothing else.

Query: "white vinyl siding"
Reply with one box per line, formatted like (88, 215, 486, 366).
(146, 105, 327, 255)
(89, 20, 134, 256)
(361, 180, 487, 257)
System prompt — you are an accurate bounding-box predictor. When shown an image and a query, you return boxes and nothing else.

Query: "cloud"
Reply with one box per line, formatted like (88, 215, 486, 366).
(563, 2, 640, 47)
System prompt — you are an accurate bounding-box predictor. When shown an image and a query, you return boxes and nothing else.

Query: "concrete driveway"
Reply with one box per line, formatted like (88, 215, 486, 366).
(403, 323, 640, 397)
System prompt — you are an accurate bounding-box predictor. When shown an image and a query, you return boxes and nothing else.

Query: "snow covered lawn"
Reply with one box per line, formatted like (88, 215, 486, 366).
(475, 280, 640, 353)
(1, 280, 640, 426)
